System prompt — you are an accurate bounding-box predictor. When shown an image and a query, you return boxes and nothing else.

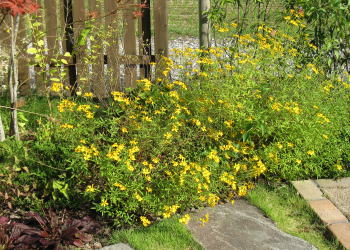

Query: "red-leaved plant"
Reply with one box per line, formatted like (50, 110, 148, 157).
(0, 0, 39, 16)
(0, 211, 97, 250)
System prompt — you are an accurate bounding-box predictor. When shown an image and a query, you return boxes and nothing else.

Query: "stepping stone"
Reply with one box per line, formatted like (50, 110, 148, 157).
(101, 243, 134, 250)
(187, 200, 316, 250)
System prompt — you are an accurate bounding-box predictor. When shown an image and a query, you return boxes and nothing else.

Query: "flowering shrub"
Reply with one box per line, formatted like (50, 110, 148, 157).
(1, 9, 349, 227)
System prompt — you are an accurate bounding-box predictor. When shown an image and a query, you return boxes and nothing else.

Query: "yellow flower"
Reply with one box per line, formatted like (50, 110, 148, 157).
(307, 150, 315, 156)
(140, 216, 151, 227)
(335, 164, 342, 171)
(85, 184, 95, 193)
(60, 123, 74, 129)
(217, 27, 229, 32)
(199, 213, 209, 225)
(164, 132, 172, 140)
(230, 22, 238, 28)
(207, 150, 220, 163)
(100, 199, 108, 207)
(57, 99, 76, 112)
(83, 92, 94, 98)
(238, 185, 247, 196)
(207, 193, 219, 207)
(134, 193, 143, 202)
(179, 214, 191, 225)
(121, 127, 128, 133)
(51, 82, 63, 92)
(114, 182, 127, 190)
(295, 159, 302, 164)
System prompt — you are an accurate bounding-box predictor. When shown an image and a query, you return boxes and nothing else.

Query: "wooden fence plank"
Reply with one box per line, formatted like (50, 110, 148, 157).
(73, 0, 89, 93)
(105, 0, 121, 91)
(153, 0, 168, 57)
(124, 0, 137, 88)
(88, 0, 107, 98)
(45, 0, 58, 56)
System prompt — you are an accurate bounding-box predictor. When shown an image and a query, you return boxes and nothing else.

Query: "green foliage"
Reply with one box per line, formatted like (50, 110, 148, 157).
(283, 0, 350, 72)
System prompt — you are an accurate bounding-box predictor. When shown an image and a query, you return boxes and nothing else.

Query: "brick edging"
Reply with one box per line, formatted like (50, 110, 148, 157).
(292, 180, 350, 249)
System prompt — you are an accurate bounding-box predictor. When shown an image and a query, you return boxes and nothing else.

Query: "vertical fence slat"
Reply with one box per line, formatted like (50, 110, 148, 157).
(124, 0, 137, 88)
(153, 0, 168, 57)
(17, 16, 30, 95)
(45, 0, 58, 56)
(105, 0, 120, 91)
(89, 0, 106, 98)
(73, 0, 88, 92)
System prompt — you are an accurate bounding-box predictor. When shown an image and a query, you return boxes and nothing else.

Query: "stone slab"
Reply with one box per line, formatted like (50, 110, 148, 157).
(101, 243, 134, 250)
(328, 223, 350, 250)
(292, 180, 325, 201)
(309, 199, 348, 225)
(187, 200, 316, 250)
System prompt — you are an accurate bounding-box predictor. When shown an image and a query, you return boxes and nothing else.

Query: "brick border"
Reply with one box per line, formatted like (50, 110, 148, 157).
(292, 180, 350, 249)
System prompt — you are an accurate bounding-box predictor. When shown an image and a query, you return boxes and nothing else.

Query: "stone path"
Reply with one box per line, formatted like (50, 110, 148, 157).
(186, 200, 316, 250)
(293, 177, 350, 249)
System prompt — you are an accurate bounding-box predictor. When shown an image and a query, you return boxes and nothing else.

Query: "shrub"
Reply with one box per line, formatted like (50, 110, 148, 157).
(0, 11, 349, 227)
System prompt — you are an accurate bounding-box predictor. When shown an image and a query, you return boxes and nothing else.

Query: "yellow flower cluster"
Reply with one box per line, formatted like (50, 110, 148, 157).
(140, 216, 151, 227)
(57, 99, 76, 112)
(179, 214, 191, 225)
(207, 149, 220, 163)
(77, 104, 94, 119)
(107, 143, 125, 161)
(112, 91, 131, 105)
(51, 82, 63, 92)
(162, 204, 180, 218)
(114, 182, 127, 190)
(60, 123, 74, 129)
(75, 144, 99, 161)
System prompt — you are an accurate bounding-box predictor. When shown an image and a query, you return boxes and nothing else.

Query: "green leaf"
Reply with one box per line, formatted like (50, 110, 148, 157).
(61, 59, 69, 65)
(27, 47, 38, 55)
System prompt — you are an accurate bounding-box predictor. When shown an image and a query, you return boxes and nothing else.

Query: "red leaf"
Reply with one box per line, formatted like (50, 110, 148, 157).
(72, 239, 84, 247)
(0, 0, 40, 16)
(0, 216, 9, 225)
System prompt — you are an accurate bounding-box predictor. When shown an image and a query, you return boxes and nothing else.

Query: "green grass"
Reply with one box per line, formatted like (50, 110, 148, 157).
(247, 182, 345, 250)
(167, 0, 285, 39)
(109, 217, 202, 250)
(168, 0, 198, 39)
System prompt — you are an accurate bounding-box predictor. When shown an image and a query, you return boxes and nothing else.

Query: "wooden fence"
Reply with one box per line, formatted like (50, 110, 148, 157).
(0, 0, 168, 97)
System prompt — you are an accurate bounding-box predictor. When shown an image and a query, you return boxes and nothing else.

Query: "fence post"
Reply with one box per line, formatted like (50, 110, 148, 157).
(199, 0, 210, 49)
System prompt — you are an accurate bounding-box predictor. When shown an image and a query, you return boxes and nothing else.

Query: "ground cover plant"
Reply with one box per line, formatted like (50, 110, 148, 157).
(0, 2, 349, 244)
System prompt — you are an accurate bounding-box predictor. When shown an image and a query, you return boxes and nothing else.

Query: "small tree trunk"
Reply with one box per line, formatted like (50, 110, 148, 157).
(199, 0, 210, 49)
(9, 14, 20, 140)
(0, 114, 5, 142)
